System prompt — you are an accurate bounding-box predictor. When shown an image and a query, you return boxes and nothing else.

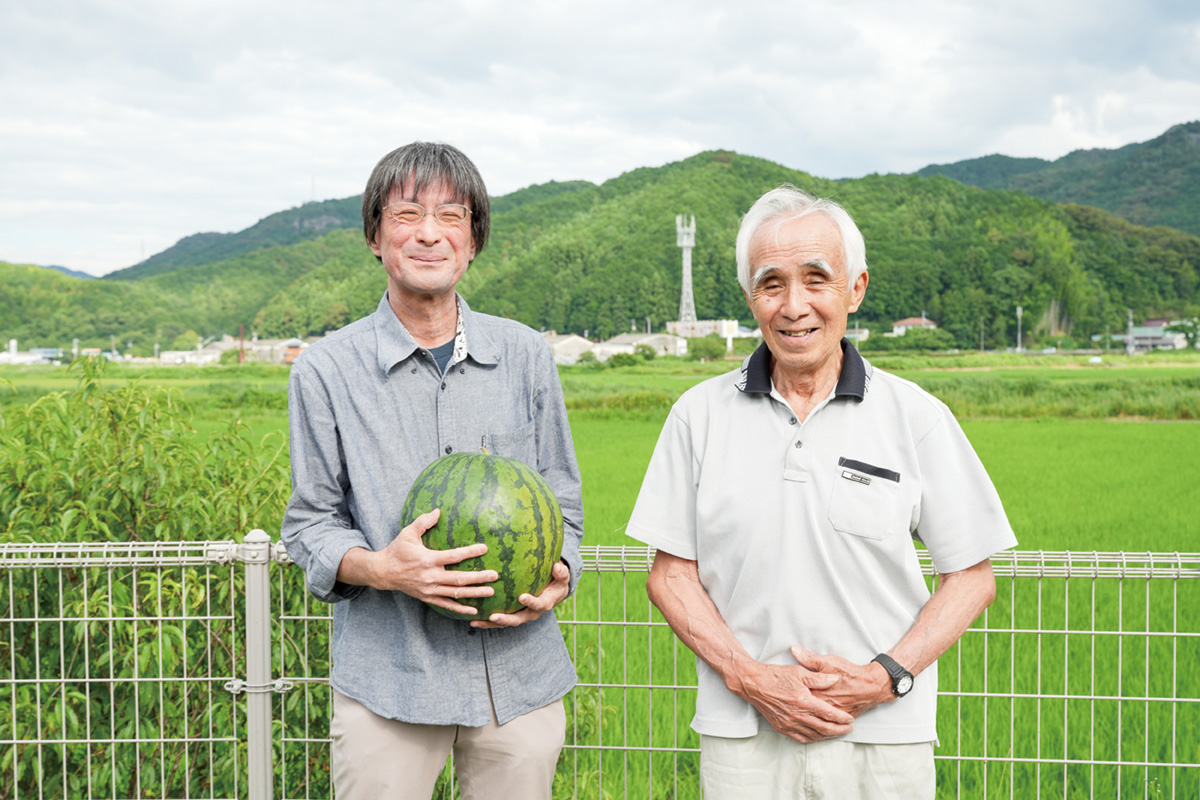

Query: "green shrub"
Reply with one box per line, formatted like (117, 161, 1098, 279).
(0, 358, 290, 543)
(687, 335, 727, 361)
(860, 327, 957, 352)
(607, 352, 641, 368)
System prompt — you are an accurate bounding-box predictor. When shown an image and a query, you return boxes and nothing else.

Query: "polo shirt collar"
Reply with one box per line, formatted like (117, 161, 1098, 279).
(374, 292, 501, 374)
(737, 338, 869, 400)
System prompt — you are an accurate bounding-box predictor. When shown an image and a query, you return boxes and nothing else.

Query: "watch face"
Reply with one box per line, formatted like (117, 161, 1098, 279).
(896, 675, 914, 695)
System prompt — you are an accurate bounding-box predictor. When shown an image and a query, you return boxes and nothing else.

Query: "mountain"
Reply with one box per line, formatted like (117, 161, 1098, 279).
(917, 121, 1200, 237)
(102, 196, 363, 281)
(45, 265, 96, 280)
(4, 149, 1199, 354)
(250, 150, 1200, 346)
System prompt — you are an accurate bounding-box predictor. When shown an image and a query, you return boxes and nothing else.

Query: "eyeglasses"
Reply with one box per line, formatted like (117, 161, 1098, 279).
(383, 201, 472, 226)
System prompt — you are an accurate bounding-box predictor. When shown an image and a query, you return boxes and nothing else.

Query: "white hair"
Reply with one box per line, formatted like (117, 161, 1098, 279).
(735, 184, 867, 295)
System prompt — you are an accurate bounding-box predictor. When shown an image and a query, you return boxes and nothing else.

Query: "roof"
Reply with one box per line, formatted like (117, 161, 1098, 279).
(892, 317, 938, 327)
(542, 333, 592, 345)
(601, 332, 683, 346)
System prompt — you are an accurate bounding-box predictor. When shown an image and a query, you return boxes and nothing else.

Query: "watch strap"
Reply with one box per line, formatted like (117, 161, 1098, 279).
(871, 653, 913, 696)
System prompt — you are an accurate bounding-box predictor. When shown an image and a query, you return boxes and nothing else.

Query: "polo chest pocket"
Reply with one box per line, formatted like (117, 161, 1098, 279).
(827, 458, 903, 541)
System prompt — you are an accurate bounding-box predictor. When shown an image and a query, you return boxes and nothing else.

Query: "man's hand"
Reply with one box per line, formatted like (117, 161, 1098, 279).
(734, 661, 856, 743)
(790, 646, 894, 718)
(472, 561, 571, 629)
(340, 508, 498, 617)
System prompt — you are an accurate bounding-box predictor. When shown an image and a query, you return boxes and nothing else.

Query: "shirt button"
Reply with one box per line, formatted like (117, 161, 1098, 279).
(467, 628, 478, 636)
(445, 446, 453, 454)
(411, 368, 417, 374)
(441, 382, 447, 390)
(788, 417, 797, 425)
(794, 441, 803, 449)
(459, 367, 465, 374)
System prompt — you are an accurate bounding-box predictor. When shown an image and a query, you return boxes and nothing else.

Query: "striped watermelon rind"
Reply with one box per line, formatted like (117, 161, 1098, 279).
(399, 451, 564, 621)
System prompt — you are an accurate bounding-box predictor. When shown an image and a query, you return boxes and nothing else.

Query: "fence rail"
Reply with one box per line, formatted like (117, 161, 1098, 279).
(1, 538, 1198, 799)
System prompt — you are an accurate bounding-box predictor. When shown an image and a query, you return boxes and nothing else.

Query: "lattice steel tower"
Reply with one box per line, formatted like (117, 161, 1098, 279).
(676, 214, 697, 322)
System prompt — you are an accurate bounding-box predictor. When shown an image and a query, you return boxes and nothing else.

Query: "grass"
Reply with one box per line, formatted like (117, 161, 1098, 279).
(4, 354, 1199, 798)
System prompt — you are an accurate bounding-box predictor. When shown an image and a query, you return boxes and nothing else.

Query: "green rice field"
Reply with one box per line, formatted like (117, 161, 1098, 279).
(3, 353, 1199, 798)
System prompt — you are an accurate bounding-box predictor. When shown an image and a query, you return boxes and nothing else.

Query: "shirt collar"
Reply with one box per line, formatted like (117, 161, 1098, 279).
(374, 292, 501, 374)
(737, 338, 870, 400)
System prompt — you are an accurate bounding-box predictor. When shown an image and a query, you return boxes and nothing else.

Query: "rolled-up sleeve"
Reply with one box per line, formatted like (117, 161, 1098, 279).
(532, 352, 585, 596)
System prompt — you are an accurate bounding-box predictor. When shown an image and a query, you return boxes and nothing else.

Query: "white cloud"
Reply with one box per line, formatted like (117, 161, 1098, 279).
(1, 0, 1197, 275)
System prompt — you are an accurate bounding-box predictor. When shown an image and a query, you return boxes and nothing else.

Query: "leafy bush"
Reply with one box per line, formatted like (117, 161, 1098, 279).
(687, 335, 728, 361)
(633, 344, 656, 361)
(0, 358, 290, 543)
(860, 327, 958, 352)
(607, 352, 641, 368)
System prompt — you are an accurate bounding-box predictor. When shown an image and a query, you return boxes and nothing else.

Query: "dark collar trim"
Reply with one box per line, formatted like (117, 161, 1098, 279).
(739, 338, 867, 399)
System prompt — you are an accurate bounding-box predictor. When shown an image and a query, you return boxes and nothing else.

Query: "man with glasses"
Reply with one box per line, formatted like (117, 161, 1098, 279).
(282, 142, 583, 800)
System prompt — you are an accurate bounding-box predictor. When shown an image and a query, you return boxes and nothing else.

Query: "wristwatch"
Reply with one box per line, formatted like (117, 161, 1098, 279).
(871, 653, 914, 697)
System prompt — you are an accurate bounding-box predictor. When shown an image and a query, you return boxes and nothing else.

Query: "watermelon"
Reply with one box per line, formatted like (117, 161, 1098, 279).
(400, 451, 564, 620)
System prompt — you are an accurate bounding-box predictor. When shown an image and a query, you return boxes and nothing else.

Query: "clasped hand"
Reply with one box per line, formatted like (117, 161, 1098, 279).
(740, 646, 894, 743)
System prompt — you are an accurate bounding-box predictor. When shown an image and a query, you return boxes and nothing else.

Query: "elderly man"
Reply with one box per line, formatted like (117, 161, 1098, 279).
(281, 142, 583, 800)
(626, 184, 1016, 799)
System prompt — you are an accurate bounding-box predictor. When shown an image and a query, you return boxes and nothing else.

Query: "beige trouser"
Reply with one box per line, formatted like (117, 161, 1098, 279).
(701, 730, 935, 800)
(330, 689, 565, 800)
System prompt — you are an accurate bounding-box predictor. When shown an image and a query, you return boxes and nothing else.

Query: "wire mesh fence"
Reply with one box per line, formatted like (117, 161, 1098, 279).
(1, 541, 1197, 799)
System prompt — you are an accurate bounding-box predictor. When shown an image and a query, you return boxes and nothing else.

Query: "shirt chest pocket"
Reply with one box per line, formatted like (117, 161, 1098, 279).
(827, 460, 904, 541)
(483, 423, 537, 467)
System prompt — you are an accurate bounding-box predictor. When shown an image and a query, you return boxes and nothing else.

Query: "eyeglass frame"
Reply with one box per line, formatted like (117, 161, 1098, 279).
(382, 201, 473, 226)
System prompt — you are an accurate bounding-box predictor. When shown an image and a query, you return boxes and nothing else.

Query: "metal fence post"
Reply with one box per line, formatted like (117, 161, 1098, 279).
(242, 529, 274, 800)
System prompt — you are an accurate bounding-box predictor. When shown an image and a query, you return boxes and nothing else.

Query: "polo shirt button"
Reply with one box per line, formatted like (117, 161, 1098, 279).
(788, 417, 797, 425)
(445, 446, 453, 454)
(410, 368, 417, 374)
(794, 441, 803, 449)
(468, 628, 478, 636)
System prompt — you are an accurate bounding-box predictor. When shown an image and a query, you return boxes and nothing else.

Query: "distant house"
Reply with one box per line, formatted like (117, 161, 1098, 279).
(593, 332, 687, 361)
(283, 338, 308, 364)
(666, 319, 739, 339)
(219, 335, 313, 365)
(891, 316, 938, 336)
(844, 326, 871, 344)
(542, 332, 595, 365)
(1109, 327, 1188, 352)
(158, 347, 222, 366)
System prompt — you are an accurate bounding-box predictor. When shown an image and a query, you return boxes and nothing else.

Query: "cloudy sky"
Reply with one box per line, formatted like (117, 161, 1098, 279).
(3, 0, 1198, 277)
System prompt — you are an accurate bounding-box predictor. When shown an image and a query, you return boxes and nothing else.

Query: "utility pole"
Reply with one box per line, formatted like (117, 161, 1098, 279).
(1016, 306, 1023, 354)
(1126, 309, 1135, 356)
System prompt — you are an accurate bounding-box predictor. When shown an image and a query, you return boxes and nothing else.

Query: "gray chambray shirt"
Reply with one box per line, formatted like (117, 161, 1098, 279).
(281, 292, 583, 726)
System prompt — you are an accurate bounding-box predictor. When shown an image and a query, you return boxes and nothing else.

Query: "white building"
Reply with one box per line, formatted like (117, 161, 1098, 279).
(542, 332, 595, 365)
(890, 316, 938, 336)
(593, 332, 687, 361)
(1109, 327, 1188, 353)
(667, 319, 739, 339)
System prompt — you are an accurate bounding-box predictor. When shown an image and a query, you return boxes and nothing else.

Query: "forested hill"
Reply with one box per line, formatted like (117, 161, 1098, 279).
(102, 196, 364, 281)
(917, 121, 1200, 237)
(3, 149, 1199, 353)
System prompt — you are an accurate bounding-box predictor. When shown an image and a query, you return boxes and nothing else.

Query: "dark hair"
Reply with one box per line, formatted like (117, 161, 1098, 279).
(361, 142, 490, 260)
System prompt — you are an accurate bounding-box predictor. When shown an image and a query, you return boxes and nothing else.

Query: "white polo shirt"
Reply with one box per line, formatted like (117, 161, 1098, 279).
(626, 341, 1017, 744)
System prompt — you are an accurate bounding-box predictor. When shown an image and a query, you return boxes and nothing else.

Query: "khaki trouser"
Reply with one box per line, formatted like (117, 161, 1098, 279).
(330, 689, 565, 800)
(701, 731, 935, 800)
